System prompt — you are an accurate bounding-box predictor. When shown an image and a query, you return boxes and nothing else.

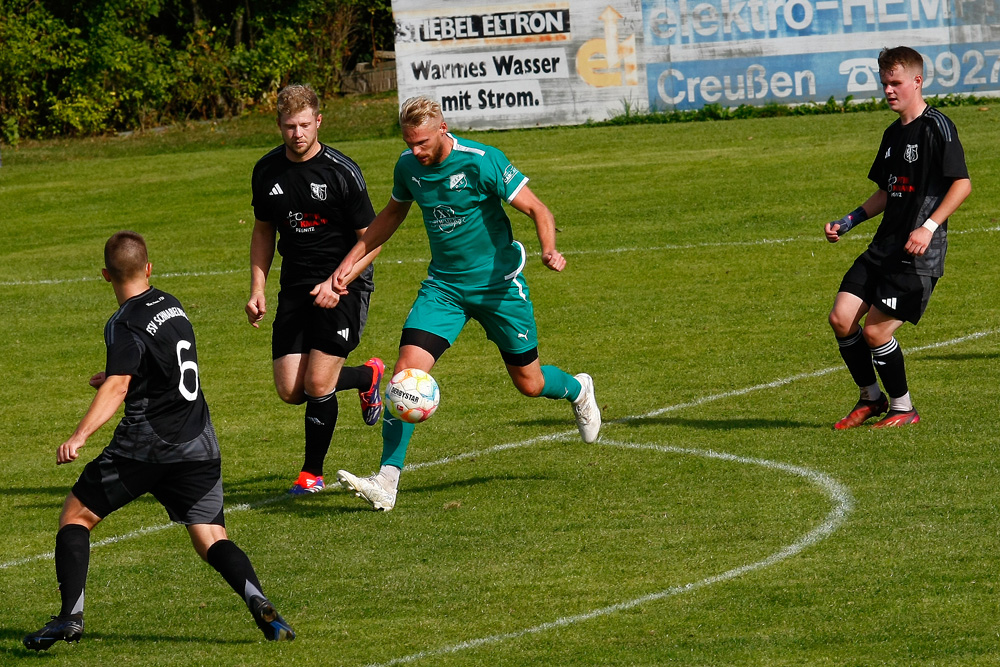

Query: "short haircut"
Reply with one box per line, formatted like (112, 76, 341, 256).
(104, 231, 148, 282)
(878, 46, 923, 76)
(276, 84, 320, 119)
(399, 96, 443, 129)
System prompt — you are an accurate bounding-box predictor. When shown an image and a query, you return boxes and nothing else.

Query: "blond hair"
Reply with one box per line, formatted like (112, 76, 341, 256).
(276, 84, 320, 119)
(104, 231, 148, 282)
(399, 96, 443, 129)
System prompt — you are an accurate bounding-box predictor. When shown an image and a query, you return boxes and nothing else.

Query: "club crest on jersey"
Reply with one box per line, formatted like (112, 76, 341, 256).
(904, 144, 918, 163)
(310, 183, 328, 201)
(449, 173, 468, 190)
(502, 164, 519, 184)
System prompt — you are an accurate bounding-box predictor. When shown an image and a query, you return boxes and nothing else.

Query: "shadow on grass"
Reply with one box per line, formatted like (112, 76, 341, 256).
(256, 475, 540, 517)
(0, 485, 72, 499)
(406, 474, 545, 495)
(615, 416, 824, 430)
(0, 627, 254, 658)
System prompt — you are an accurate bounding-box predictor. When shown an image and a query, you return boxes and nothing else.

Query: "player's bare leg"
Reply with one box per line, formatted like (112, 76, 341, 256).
(274, 352, 346, 493)
(863, 308, 919, 427)
(338, 345, 434, 511)
(829, 292, 887, 428)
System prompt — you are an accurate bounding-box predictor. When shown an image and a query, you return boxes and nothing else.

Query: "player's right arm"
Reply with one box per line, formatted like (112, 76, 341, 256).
(825, 189, 887, 242)
(246, 219, 277, 327)
(331, 198, 412, 294)
(57, 374, 131, 464)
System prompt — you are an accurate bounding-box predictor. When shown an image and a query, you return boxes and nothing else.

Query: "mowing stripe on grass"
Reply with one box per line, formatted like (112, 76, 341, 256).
(364, 439, 854, 667)
(1, 327, 994, 572)
(3, 225, 998, 287)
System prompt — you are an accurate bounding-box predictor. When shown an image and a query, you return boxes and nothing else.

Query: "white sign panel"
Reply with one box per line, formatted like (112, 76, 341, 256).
(392, 0, 1000, 128)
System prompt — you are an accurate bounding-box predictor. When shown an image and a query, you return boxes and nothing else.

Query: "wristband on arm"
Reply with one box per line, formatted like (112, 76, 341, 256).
(921, 218, 939, 233)
(834, 206, 869, 236)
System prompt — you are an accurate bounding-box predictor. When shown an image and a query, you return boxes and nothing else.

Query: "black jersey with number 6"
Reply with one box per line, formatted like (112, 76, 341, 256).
(865, 106, 969, 277)
(103, 287, 219, 463)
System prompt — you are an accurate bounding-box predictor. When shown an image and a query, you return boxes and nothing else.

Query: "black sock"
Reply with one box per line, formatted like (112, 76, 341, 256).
(871, 337, 908, 399)
(206, 539, 265, 607)
(55, 524, 90, 617)
(302, 391, 338, 476)
(336, 364, 372, 392)
(837, 329, 877, 388)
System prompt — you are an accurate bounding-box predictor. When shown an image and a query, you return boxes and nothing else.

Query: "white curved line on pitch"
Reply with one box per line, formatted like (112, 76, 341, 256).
(1, 327, 994, 571)
(4, 225, 997, 287)
(364, 439, 854, 667)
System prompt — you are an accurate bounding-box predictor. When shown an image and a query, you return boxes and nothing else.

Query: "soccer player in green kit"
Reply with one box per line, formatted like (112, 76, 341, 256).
(329, 96, 601, 511)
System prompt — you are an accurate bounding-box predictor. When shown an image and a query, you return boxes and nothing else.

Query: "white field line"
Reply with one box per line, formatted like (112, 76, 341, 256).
(3, 225, 998, 287)
(3, 326, 993, 574)
(364, 439, 854, 667)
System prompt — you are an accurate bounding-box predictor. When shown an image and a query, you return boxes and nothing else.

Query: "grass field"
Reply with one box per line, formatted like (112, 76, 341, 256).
(1, 98, 999, 666)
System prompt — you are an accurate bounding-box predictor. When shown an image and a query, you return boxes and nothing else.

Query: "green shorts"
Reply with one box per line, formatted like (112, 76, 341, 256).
(403, 274, 538, 355)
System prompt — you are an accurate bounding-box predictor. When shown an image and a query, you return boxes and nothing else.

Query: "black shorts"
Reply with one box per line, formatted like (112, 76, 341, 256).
(72, 450, 225, 526)
(272, 284, 370, 360)
(839, 256, 938, 325)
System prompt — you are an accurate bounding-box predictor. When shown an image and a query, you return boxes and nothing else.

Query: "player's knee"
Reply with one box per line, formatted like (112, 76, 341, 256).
(514, 376, 544, 397)
(275, 385, 305, 404)
(304, 378, 336, 398)
(828, 309, 853, 337)
(862, 325, 891, 348)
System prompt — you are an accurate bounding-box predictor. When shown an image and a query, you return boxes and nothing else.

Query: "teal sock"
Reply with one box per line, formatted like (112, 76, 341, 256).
(380, 413, 416, 469)
(539, 365, 582, 401)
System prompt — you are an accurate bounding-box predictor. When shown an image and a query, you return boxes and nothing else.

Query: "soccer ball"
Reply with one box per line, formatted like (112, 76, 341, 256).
(386, 368, 440, 423)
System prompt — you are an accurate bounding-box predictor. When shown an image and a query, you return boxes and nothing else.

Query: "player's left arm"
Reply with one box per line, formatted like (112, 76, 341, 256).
(509, 186, 565, 272)
(57, 374, 131, 464)
(312, 226, 383, 308)
(904, 177, 972, 256)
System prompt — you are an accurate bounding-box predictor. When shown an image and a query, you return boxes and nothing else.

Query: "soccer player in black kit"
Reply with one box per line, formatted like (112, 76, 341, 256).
(825, 46, 971, 429)
(24, 231, 293, 651)
(246, 84, 384, 494)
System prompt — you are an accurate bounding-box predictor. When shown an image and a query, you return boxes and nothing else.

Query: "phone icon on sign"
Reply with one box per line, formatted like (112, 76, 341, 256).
(839, 58, 880, 93)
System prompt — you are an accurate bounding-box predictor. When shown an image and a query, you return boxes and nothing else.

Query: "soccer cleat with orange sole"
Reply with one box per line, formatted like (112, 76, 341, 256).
(833, 396, 889, 430)
(871, 409, 920, 428)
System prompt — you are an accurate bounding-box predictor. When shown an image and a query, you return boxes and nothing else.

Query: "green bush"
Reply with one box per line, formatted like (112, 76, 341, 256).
(0, 0, 393, 142)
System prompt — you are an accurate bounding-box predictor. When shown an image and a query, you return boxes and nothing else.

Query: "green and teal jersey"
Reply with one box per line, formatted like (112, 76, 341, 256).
(391, 134, 529, 286)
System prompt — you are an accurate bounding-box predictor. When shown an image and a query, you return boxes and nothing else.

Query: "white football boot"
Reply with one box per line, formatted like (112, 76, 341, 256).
(336, 469, 397, 511)
(572, 373, 601, 443)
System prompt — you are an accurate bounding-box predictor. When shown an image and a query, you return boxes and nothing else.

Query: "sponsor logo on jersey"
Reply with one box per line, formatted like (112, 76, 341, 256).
(269, 183, 284, 196)
(411, 176, 422, 187)
(449, 173, 468, 190)
(886, 174, 914, 198)
(310, 183, 328, 201)
(904, 144, 918, 163)
(884, 147, 891, 159)
(287, 210, 328, 232)
(430, 205, 465, 233)
(502, 164, 519, 184)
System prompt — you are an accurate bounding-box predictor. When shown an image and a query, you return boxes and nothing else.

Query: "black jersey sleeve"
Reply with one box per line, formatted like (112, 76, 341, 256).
(936, 117, 969, 181)
(105, 316, 143, 377)
(250, 146, 283, 223)
(328, 151, 376, 230)
(867, 124, 895, 189)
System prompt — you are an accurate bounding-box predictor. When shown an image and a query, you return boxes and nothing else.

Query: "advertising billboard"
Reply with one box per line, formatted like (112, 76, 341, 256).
(392, 0, 1000, 128)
